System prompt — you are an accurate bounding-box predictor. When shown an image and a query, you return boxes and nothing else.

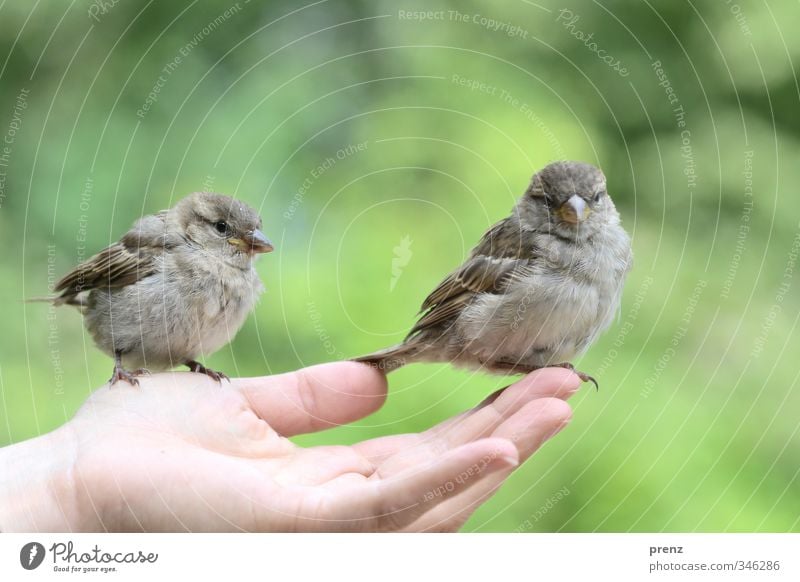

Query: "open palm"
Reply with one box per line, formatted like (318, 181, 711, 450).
(64, 362, 578, 532)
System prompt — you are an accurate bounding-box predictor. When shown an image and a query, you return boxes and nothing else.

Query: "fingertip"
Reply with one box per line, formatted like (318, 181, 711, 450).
(515, 367, 582, 399)
(469, 437, 520, 468)
(234, 361, 389, 436)
(530, 396, 574, 425)
(343, 360, 390, 389)
(326, 361, 389, 404)
(296, 360, 388, 395)
(296, 361, 389, 419)
(517, 397, 573, 444)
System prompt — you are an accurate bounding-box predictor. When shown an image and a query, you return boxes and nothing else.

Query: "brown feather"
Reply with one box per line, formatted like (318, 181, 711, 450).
(53, 212, 169, 303)
(53, 244, 157, 301)
(408, 217, 538, 339)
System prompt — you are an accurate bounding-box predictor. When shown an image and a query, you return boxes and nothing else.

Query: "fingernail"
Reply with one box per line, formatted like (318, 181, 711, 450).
(499, 454, 519, 468)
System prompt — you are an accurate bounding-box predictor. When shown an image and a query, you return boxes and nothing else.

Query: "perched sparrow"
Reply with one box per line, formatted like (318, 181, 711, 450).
(44, 192, 273, 386)
(355, 161, 632, 385)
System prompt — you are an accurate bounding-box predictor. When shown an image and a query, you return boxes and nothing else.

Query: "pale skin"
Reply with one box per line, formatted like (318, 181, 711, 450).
(0, 363, 579, 532)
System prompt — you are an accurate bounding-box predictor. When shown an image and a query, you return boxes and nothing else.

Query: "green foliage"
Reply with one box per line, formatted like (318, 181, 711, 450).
(1, 0, 797, 531)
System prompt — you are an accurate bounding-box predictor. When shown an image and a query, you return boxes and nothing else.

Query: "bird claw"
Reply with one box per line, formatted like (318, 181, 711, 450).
(108, 367, 142, 387)
(553, 362, 599, 390)
(185, 360, 229, 384)
(577, 371, 599, 391)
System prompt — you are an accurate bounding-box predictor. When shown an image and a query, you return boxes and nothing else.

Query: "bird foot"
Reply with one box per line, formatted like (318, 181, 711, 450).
(552, 362, 599, 390)
(482, 359, 599, 389)
(185, 360, 229, 384)
(108, 366, 145, 387)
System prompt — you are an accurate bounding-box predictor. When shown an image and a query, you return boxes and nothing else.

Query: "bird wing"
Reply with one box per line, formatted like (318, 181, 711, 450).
(408, 217, 537, 338)
(54, 211, 170, 302)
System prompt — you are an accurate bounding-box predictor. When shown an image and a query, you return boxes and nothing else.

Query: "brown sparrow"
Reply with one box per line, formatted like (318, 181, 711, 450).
(43, 192, 273, 385)
(354, 161, 632, 386)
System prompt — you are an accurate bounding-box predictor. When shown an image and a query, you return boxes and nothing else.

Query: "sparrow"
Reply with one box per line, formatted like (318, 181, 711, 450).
(354, 161, 632, 386)
(42, 192, 273, 386)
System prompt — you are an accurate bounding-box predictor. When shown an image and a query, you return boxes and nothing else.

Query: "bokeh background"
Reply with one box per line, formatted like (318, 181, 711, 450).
(1, 0, 798, 532)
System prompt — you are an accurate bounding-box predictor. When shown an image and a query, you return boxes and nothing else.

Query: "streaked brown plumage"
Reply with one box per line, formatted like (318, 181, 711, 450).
(354, 161, 633, 385)
(42, 192, 273, 386)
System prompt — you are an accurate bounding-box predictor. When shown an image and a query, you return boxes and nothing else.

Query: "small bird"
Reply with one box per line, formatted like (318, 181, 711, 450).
(354, 161, 632, 385)
(42, 192, 273, 386)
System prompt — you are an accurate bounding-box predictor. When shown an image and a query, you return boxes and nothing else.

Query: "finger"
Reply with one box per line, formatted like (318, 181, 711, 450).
(430, 367, 580, 441)
(493, 397, 573, 456)
(410, 397, 572, 532)
(485, 366, 583, 404)
(353, 367, 580, 465)
(326, 438, 519, 532)
(234, 362, 387, 436)
(418, 367, 577, 456)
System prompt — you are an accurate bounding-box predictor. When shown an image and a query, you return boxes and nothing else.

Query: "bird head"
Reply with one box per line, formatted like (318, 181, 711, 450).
(175, 192, 273, 270)
(518, 161, 614, 240)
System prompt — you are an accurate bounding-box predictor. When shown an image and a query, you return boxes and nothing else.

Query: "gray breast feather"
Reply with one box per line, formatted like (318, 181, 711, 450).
(85, 254, 262, 370)
(455, 224, 631, 368)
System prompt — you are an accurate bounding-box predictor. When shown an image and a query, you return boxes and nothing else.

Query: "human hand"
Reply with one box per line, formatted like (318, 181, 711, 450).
(0, 363, 579, 532)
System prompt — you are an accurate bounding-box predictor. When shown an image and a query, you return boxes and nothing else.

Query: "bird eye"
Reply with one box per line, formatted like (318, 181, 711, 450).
(593, 190, 604, 202)
(213, 221, 232, 236)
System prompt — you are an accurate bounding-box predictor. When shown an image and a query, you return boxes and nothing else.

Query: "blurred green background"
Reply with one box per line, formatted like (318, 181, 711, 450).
(1, 0, 798, 532)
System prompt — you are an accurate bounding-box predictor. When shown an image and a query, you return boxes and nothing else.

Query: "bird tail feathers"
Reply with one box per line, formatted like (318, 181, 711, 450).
(24, 295, 81, 307)
(352, 343, 422, 373)
(24, 296, 57, 304)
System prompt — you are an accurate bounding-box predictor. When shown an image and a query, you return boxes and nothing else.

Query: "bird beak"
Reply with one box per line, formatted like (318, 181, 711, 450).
(557, 195, 591, 224)
(229, 229, 274, 254)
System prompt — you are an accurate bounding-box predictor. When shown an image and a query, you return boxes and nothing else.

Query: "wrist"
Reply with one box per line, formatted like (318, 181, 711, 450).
(0, 425, 80, 532)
